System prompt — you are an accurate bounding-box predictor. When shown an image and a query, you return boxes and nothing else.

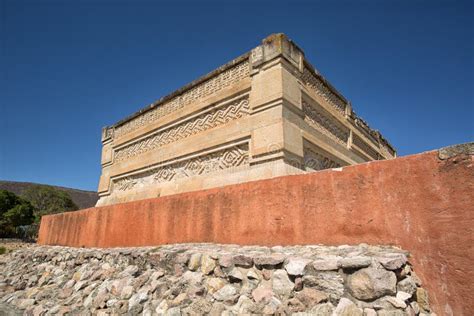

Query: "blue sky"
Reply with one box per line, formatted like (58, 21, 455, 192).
(1, 0, 472, 191)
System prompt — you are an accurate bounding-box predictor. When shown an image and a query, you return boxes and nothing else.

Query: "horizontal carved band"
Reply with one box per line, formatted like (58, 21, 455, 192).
(301, 67, 346, 115)
(115, 61, 250, 138)
(353, 134, 380, 160)
(114, 97, 250, 163)
(113, 143, 250, 192)
(303, 100, 349, 146)
(303, 146, 342, 171)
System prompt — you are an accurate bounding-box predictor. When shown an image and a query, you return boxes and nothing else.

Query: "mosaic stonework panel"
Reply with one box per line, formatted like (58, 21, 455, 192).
(303, 100, 349, 146)
(380, 144, 394, 159)
(303, 146, 341, 171)
(353, 134, 380, 160)
(113, 143, 249, 192)
(115, 61, 250, 138)
(114, 97, 250, 163)
(300, 67, 346, 115)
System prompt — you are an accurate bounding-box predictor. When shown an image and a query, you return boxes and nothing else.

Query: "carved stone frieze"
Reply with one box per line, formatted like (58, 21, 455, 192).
(114, 61, 250, 138)
(303, 146, 342, 171)
(300, 67, 346, 114)
(114, 97, 250, 163)
(303, 100, 349, 146)
(101, 126, 114, 142)
(113, 143, 249, 192)
(352, 134, 380, 160)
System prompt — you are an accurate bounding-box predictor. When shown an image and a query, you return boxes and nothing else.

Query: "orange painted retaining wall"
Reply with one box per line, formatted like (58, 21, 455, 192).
(38, 149, 474, 315)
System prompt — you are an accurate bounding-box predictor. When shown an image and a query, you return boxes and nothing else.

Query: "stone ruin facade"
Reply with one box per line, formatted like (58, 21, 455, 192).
(97, 33, 396, 206)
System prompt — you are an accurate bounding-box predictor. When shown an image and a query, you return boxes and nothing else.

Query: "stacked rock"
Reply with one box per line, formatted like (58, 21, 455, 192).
(0, 243, 435, 315)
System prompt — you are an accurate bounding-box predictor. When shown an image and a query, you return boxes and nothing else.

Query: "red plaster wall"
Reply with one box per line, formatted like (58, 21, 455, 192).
(38, 150, 474, 315)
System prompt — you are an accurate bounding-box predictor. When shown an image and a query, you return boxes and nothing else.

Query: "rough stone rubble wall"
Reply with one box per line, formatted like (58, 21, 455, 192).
(0, 244, 433, 315)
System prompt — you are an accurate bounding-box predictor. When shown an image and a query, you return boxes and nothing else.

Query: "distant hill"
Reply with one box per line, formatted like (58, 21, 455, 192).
(0, 180, 98, 209)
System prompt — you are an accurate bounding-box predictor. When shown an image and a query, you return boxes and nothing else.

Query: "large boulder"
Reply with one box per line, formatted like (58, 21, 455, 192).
(377, 254, 407, 270)
(338, 256, 371, 269)
(303, 272, 344, 302)
(212, 284, 238, 302)
(397, 276, 417, 296)
(333, 298, 363, 316)
(309, 302, 334, 315)
(254, 254, 286, 267)
(284, 257, 311, 276)
(347, 267, 396, 301)
(200, 254, 216, 275)
(272, 269, 294, 296)
(295, 287, 328, 307)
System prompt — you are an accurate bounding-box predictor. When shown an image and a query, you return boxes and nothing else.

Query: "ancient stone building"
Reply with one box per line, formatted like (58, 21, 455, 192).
(97, 33, 395, 206)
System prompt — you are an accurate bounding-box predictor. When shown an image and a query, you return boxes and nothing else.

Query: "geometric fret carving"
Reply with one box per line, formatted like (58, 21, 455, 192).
(352, 134, 380, 160)
(101, 126, 114, 142)
(353, 116, 394, 158)
(114, 143, 249, 192)
(114, 97, 250, 162)
(379, 145, 392, 159)
(303, 100, 349, 146)
(301, 67, 346, 115)
(303, 146, 342, 171)
(115, 61, 250, 138)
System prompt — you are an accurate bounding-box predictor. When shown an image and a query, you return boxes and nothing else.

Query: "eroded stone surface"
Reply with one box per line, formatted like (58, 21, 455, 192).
(0, 243, 434, 315)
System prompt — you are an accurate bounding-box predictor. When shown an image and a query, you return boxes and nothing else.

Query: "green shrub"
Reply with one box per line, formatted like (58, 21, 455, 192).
(0, 246, 6, 255)
(0, 190, 35, 238)
(0, 185, 78, 238)
(22, 185, 78, 222)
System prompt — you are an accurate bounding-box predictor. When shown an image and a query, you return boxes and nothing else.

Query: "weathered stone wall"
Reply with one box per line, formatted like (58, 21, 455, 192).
(0, 244, 433, 315)
(38, 144, 474, 315)
(96, 33, 396, 206)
